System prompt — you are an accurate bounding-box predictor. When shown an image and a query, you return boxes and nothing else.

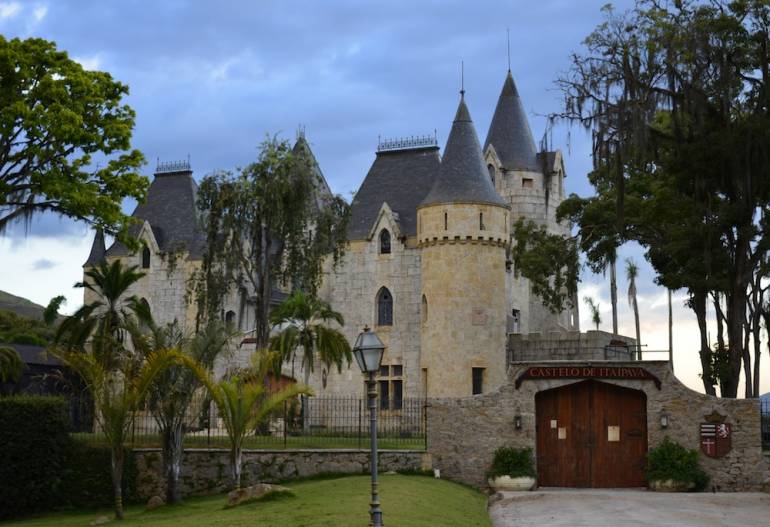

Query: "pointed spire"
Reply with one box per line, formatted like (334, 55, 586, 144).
(484, 70, 539, 171)
(421, 93, 507, 208)
(84, 228, 106, 267)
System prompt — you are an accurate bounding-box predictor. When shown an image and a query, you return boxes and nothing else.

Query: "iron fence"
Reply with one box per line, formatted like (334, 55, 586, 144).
(71, 396, 427, 451)
(762, 399, 770, 451)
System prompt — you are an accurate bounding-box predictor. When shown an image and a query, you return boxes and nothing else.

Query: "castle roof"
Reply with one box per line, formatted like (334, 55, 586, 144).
(348, 145, 440, 240)
(84, 228, 106, 267)
(106, 166, 205, 260)
(292, 134, 333, 212)
(421, 95, 507, 207)
(484, 71, 540, 172)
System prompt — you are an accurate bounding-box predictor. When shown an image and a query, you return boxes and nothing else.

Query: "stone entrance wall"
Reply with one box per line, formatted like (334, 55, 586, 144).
(427, 361, 764, 491)
(134, 449, 430, 499)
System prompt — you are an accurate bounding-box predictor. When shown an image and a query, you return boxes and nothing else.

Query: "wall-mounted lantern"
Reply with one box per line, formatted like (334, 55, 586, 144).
(514, 414, 522, 430)
(660, 411, 669, 429)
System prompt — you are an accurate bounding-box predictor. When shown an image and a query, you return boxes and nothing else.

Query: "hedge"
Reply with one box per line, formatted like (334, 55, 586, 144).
(0, 396, 138, 520)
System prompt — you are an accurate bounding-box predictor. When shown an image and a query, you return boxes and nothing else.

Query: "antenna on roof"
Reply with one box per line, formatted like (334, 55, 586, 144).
(460, 60, 465, 97)
(507, 28, 511, 72)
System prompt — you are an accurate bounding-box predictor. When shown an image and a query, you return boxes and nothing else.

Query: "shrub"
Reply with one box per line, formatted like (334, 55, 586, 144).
(61, 442, 139, 508)
(645, 437, 710, 491)
(487, 446, 536, 479)
(0, 396, 72, 520)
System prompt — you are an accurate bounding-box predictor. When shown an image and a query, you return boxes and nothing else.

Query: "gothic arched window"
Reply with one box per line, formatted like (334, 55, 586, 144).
(380, 229, 391, 254)
(142, 246, 151, 269)
(377, 287, 393, 326)
(225, 310, 236, 327)
(421, 294, 428, 324)
(487, 164, 496, 185)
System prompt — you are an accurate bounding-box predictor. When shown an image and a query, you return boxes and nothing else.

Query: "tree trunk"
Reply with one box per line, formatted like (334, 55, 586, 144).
(692, 291, 716, 396)
(111, 446, 125, 520)
(632, 294, 641, 359)
(742, 323, 753, 399)
(668, 289, 674, 370)
(255, 222, 272, 350)
(231, 444, 243, 489)
(162, 421, 185, 504)
(610, 260, 618, 336)
(722, 236, 752, 399)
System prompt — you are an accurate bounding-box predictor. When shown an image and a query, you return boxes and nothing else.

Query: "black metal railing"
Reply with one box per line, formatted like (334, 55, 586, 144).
(762, 399, 770, 451)
(71, 396, 427, 451)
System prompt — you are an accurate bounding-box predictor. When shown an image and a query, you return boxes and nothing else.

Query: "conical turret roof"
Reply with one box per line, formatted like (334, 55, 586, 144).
(84, 228, 106, 267)
(421, 95, 507, 207)
(484, 71, 539, 171)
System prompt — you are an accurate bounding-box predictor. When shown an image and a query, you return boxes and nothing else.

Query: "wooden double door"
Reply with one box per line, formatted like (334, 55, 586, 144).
(535, 380, 647, 487)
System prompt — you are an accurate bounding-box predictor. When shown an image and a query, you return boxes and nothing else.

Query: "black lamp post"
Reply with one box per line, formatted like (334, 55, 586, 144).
(353, 325, 385, 527)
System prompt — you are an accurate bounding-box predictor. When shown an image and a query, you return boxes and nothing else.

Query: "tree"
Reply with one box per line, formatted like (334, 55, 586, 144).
(584, 296, 601, 331)
(626, 258, 642, 356)
(551, 1, 770, 397)
(0, 37, 147, 238)
(269, 290, 352, 385)
(52, 346, 182, 519)
(192, 137, 349, 347)
(0, 346, 24, 384)
(193, 350, 310, 489)
(129, 319, 231, 504)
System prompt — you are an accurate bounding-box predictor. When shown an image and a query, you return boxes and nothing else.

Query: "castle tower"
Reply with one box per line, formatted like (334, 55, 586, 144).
(417, 93, 510, 397)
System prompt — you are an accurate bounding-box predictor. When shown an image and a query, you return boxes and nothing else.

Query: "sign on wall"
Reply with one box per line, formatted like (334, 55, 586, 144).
(514, 366, 662, 389)
(700, 411, 732, 458)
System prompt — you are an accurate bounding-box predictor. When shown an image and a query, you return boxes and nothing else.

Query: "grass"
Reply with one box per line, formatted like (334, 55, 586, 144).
(73, 434, 426, 451)
(5, 474, 491, 527)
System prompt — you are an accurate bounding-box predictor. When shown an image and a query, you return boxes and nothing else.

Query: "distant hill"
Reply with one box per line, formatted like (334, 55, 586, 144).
(0, 290, 47, 320)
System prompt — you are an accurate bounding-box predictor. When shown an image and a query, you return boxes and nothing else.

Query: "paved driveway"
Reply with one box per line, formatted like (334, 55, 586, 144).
(488, 489, 770, 527)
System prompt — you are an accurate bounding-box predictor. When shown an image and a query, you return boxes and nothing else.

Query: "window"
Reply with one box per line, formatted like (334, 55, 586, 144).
(479, 212, 485, 231)
(378, 364, 403, 410)
(141, 246, 151, 268)
(522, 178, 534, 189)
(379, 229, 391, 254)
(421, 295, 428, 324)
(511, 309, 521, 333)
(444, 211, 448, 230)
(487, 164, 496, 185)
(377, 287, 393, 326)
(139, 298, 151, 327)
(225, 310, 236, 327)
(472, 368, 485, 395)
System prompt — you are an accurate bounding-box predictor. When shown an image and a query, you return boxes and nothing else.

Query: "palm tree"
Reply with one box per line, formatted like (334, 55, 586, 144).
(269, 290, 352, 386)
(52, 346, 182, 519)
(583, 296, 601, 331)
(193, 349, 311, 489)
(625, 258, 642, 358)
(130, 319, 232, 504)
(0, 346, 25, 384)
(55, 260, 148, 367)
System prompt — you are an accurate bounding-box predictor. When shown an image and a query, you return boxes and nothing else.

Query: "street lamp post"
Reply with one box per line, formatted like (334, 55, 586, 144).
(353, 326, 385, 527)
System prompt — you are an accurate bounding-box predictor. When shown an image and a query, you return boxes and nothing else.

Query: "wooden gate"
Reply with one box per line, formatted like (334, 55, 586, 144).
(535, 380, 647, 487)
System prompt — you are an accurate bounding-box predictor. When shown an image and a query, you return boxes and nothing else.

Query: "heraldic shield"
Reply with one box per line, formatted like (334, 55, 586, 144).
(700, 422, 732, 458)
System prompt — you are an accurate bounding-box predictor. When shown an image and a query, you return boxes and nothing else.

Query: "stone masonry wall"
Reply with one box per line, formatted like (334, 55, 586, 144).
(134, 449, 430, 499)
(427, 361, 763, 491)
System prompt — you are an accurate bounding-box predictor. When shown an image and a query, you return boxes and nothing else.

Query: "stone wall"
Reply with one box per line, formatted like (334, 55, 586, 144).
(427, 361, 764, 491)
(134, 449, 431, 499)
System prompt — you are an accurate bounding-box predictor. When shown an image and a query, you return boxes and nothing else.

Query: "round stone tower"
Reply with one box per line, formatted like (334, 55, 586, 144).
(417, 92, 510, 397)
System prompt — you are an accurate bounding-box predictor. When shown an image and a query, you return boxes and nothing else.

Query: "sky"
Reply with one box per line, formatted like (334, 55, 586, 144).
(0, 0, 767, 396)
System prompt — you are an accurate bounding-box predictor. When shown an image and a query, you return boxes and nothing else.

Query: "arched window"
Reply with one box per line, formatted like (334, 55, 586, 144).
(444, 212, 448, 230)
(377, 287, 393, 326)
(224, 310, 236, 327)
(142, 246, 151, 269)
(421, 295, 428, 324)
(139, 298, 151, 329)
(487, 164, 496, 185)
(479, 212, 485, 231)
(379, 229, 391, 254)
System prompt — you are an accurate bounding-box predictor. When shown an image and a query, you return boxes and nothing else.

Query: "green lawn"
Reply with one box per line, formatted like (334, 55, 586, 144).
(6, 474, 491, 527)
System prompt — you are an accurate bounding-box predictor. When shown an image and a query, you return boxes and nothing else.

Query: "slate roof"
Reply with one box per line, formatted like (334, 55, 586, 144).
(421, 95, 507, 208)
(348, 146, 440, 240)
(105, 168, 205, 260)
(484, 71, 540, 172)
(84, 228, 106, 267)
(293, 135, 333, 212)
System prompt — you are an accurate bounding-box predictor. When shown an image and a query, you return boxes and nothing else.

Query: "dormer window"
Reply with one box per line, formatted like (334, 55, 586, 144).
(142, 246, 151, 269)
(487, 164, 496, 185)
(379, 229, 391, 254)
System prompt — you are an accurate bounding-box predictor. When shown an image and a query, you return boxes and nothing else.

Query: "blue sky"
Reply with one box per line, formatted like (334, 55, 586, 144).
(0, 0, 765, 395)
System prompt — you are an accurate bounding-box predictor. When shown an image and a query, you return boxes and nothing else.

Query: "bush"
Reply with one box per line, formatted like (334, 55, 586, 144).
(487, 446, 535, 479)
(645, 437, 710, 491)
(0, 396, 72, 520)
(0, 396, 139, 520)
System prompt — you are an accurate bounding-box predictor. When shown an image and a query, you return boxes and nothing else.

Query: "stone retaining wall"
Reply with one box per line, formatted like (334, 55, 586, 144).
(427, 362, 764, 491)
(134, 449, 430, 499)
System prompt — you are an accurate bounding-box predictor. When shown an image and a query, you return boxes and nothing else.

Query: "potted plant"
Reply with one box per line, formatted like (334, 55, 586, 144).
(646, 437, 710, 492)
(487, 446, 536, 491)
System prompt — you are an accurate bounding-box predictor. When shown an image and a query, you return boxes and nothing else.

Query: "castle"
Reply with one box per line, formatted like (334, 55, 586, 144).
(84, 69, 582, 399)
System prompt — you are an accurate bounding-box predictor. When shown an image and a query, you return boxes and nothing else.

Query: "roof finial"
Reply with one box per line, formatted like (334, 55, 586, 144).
(507, 28, 511, 72)
(460, 60, 465, 97)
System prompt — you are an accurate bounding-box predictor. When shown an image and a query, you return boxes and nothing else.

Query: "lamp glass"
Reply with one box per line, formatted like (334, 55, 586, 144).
(352, 328, 385, 373)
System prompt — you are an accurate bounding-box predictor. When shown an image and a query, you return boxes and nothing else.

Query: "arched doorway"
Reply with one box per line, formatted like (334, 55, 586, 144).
(535, 380, 647, 487)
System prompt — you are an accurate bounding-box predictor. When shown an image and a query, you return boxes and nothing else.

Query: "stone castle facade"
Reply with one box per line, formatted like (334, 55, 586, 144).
(84, 69, 580, 399)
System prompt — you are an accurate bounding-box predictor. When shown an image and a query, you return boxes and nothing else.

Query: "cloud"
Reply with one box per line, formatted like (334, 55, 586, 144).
(0, 2, 20, 20)
(31, 258, 57, 270)
(73, 54, 101, 71)
(32, 4, 47, 24)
